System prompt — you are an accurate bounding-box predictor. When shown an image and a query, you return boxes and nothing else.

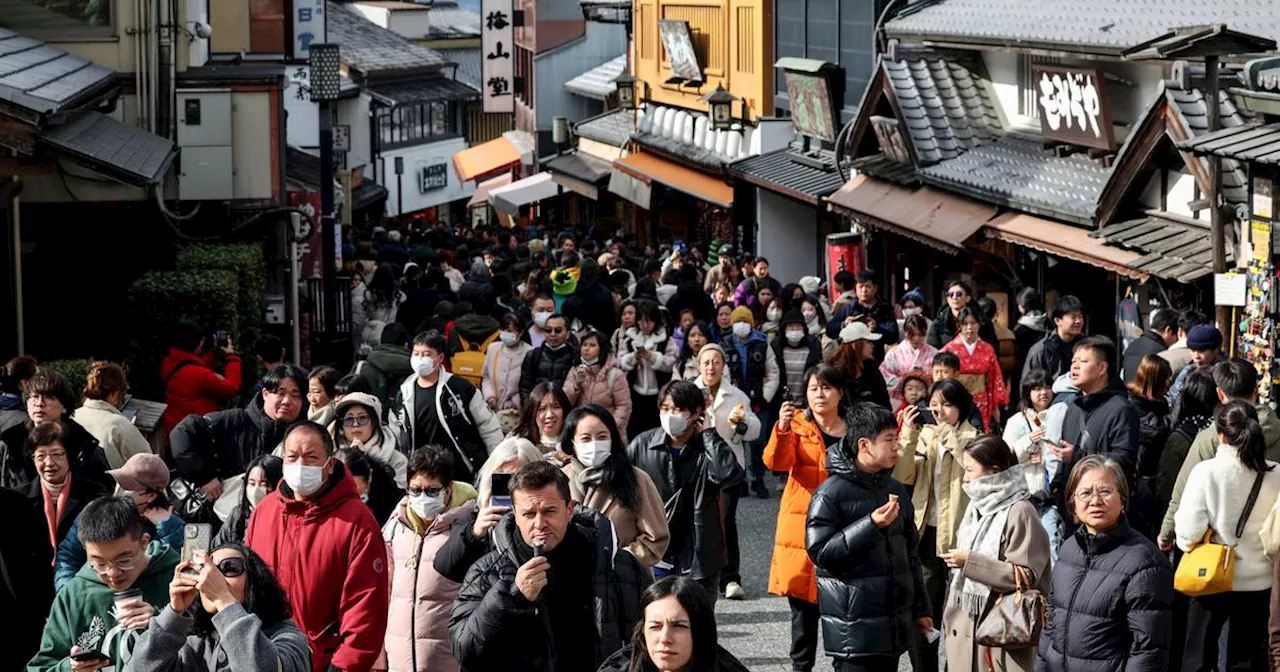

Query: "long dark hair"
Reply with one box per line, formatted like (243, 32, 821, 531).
(1216, 400, 1274, 474)
(514, 382, 571, 444)
(1175, 368, 1219, 428)
(364, 263, 400, 311)
(561, 404, 639, 509)
(675, 321, 712, 374)
(628, 576, 719, 672)
(929, 378, 974, 427)
(229, 455, 283, 538)
(191, 544, 292, 637)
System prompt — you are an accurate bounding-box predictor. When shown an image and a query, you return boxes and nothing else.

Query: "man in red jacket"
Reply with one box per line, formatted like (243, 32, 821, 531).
(246, 422, 390, 672)
(159, 321, 242, 436)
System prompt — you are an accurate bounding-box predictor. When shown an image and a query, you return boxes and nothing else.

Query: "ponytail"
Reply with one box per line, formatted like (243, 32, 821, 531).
(1216, 400, 1272, 473)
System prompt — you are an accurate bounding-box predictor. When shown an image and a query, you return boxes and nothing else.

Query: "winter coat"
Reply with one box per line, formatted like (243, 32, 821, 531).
(55, 500, 184, 592)
(927, 305, 998, 351)
(1002, 409, 1053, 496)
(806, 442, 927, 661)
(841, 359, 892, 411)
(1022, 330, 1078, 382)
(0, 417, 114, 493)
(626, 427, 744, 579)
(1128, 395, 1170, 537)
(1036, 518, 1173, 672)
(519, 343, 580, 398)
(1176, 447, 1280, 590)
(126, 602, 311, 672)
(357, 344, 415, 416)
(160, 348, 243, 436)
(942, 501, 1051, 672)
(391, 372, 504, 484)
(1012, 313, 1049, 401)
(826, 298, 901, 361)
(448, 509, 652, 672)
(1158, 340, 1195, 380)
(773, 335, 824, 401)
(1053, 378, 1140, 513)
(481, 341, 532, 411)
(432, 506, 492, 585)
(245, 462, 390, 672)
(719, 329, 780, 409)
(381, 488, 478, 672)
(563, 460, 670, 567)
(0, 486, 53, 672)
(446, 314, 500, 362)
(21, 472, 106, 561)
(693, 377, 760, 468)
(763, 412, 830, 603)
(596, 644, 749, 672)
(563, 359, 633, 440)
(618, 328, 678, 396)
(169, 394, 291, 488)
(1122, 330, 1168, 383)
(895, 420, 980, 555)
(29, 541, 180, 672)
(1154, 420, 1208, 539)
(75, 399, 152, 469)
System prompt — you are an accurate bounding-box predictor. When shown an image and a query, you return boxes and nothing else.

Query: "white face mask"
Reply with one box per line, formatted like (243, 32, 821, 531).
(903, 307, 921, 318)
(411, 355, 437, 377)
(785, 329, 806, 344)
(575, 440, 611, 469)
(283, 462, 326, 497)
(767, 309, 782, 322)
(500, 331, 519, 347)
(660, 412, 690, 438)
(410, 491, 446, 519)
(732, 322, 751, 339)
(583, 357, 599, 366)
(534, 311, 552, 329)
(246, 485, 269, 509)
(802, 309, 817, 323)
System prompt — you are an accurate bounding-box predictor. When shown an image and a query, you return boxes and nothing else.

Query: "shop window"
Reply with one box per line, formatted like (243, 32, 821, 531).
(376, 101, 461, 150)
(3, 0, 113, 36)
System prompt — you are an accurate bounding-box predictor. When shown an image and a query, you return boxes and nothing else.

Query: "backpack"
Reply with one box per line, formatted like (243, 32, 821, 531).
(452, 331, 499, 386)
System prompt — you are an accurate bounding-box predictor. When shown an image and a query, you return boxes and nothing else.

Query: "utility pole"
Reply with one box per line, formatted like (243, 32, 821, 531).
(309, 43, 342, 351)
(1206, 54, 1229, 331)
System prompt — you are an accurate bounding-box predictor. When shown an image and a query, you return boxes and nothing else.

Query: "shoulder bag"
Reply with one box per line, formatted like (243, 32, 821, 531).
(1174, 471, 1266, 596)
(974, 564, 1046, 649)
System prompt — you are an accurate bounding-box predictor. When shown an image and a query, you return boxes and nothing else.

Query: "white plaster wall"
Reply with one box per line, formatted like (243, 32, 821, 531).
(757, 189, 817, 283)
(378, 136, 476, 215)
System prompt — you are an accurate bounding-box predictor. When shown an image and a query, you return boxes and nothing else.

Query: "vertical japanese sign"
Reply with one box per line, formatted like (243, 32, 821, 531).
(482, 0, 515, 112)
(825, 233, 866, 304)
(294, 0, 326, 60)
(1033, 66, 1117, 151)
(289, 191, 324, 279)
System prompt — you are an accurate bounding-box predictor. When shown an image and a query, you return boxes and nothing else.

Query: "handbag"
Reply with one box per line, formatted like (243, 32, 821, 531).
(974, 565, 1046, 649)
(1174, 471, 1265, 596)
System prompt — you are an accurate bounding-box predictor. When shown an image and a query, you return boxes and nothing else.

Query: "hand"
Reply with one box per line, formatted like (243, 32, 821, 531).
(1158, 537, 1174, 552)
(1050, 440, 1074, 463)
(472, 505, 507, 539)
(169, 562, 200, 614)
(221, 337, 235, 355)
(115, 599, 155, 631)
(843, 316, 857, 326)
(900, 404, 919, 427)
(870, 499, 900, 528)
(142, 506, 172, 526)
(486, 397, 498, 409)
(68, 648, 108, 672)
(200, 478, 223, 501)
(1028, 427, 1046, 443)
(515, 556, 550, 601)
(867, 319, 877, 330)
(196, 560, 237, 614)
(778, 401, 795, 431)
(940, 549, 969, 569)
(915, 617, 934, 635)
(728, 401, 746, 427)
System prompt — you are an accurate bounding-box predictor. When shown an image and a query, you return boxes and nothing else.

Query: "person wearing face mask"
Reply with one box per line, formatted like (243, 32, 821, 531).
(775, 311, 824, 408)
(896, 288, 931, 334)
(720, 305, 780, 499)
(245, 422, 390, 672)
(825, 270, 900, 362)
(561, 405, 669, 567)
(336, 446, 404, 525)
(799, 297, 827, 339)
(760, 298, 784, 343)
(518, 313, 579, 398)
(564, 330, 632, 440)
(74, 362, 151, 470)
(626, 380, 744, 600)
(881, 315, 939, 410)
(526, 295, 557, 348)
(482, 314, 533, 432)
(620, 299, 680, 438)
(379, 446, 478, 672)
(391, 331, 504, 485)
(213, 454, 282, 547)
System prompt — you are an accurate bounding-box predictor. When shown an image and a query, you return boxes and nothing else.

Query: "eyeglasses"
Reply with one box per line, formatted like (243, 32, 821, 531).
(1074, 487, 1118, 503)
(547, 327, 566, 335)
(342, 415, 372, 428)
(946, 291, 967, 299)
(216, 557, 247, 578)
(34, 451, 68, 464)
(408, 486, 446, 497)
(89, 550, 139, 574)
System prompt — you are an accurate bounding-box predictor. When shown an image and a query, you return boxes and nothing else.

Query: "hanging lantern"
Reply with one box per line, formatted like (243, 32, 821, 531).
(614, 72, 639, 110)
(700, 84, 738, 130)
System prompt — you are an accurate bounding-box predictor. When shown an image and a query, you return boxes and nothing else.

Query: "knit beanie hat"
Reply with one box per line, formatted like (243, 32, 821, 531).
(730, 306, 754, 324)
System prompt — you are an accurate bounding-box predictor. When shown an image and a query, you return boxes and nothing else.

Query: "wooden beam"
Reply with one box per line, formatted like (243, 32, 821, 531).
(0, 156, 55, 175)
(0, 116, 40, 156)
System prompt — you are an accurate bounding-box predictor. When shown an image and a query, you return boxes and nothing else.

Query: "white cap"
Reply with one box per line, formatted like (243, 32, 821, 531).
(839, 321, 883, 344)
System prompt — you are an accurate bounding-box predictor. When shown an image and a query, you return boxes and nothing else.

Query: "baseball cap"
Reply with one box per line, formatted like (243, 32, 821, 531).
(839, 321, 883, 344)
(108, 453, 170, 493)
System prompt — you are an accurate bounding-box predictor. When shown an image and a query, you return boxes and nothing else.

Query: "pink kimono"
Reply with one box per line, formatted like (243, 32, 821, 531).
(880, 341, 938, 407)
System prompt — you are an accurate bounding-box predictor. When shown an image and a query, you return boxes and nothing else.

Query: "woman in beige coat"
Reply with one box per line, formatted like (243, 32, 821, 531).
(563, 329, 633, 440)
(941, 435, 1052, 672)
(560, 403, 669, 567)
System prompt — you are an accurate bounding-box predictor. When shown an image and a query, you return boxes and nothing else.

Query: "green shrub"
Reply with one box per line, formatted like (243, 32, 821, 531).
(178, 244, 267, 396)
(126, 270, 240, 400)
(40, 359, 95, 402)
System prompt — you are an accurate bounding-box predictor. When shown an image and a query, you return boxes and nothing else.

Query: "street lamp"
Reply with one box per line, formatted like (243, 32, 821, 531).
(309, 42, 342, 353)
(614, 71, 639, 110)
(700, 84, 738, 130)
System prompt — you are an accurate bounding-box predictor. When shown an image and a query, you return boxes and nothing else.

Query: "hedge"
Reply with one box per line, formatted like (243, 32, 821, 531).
(40, 359, 95, 402)
(126, 269, 240, 400)
(178, 244, 266, 356)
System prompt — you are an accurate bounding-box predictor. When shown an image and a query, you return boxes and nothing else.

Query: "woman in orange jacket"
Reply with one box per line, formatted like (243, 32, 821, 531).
(764, 363, 845, 672)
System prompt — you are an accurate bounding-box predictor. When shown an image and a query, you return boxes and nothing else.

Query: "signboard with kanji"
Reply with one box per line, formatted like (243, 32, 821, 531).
(482, 0, 515, 113)
(1033, 66, 1117, 151)
(420, 164, 448, 192)
(293, 0, 326, 60)
(784, 71, 836, 142)
(658, 20, 702, 83)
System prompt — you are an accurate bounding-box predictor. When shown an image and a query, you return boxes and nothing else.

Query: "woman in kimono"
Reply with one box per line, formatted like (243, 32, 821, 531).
(942, 306, 1008, 430)
(881, 314, 938, 409)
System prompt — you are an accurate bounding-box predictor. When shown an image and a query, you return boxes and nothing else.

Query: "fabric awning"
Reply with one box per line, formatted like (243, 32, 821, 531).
(609, 169, 651, 208)
(489, 172, 560, 215)
(612, 152, 732, 207)
(467, 172, 512, 208)
(985, 212, 1149, 281)
(826, 174, 995, 254)
(453, 135, 521, 182)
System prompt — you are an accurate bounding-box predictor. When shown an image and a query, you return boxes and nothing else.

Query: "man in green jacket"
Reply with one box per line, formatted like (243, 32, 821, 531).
(28, 497, 181, 672)
(1159, 359, 1280, 548)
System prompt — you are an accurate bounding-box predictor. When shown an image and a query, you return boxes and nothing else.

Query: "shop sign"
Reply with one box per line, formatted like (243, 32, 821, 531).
(658, 20, 702, 83)
(1033, 66, 1117, 151)
(293, 0, 325, 60)
(288, 190, 324, 279)
(420, 163, 449, 192)
(481, 0, 515, 112)
(783, 71, 837, 142)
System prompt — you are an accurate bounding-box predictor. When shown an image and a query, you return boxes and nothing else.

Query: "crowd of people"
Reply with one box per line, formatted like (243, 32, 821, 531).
(1, 220, 1280, 672)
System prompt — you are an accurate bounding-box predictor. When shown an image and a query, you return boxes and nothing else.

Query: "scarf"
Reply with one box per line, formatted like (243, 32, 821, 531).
(42, 475, 71, 564)
(949, 465, 1030, 615)
(575, 461, 608, 505)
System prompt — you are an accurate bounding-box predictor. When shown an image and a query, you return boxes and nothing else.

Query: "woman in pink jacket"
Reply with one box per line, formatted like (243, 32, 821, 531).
(481, 314, 531, 432)
(564, 329, 633, 440)
(381, 445, 479, 672)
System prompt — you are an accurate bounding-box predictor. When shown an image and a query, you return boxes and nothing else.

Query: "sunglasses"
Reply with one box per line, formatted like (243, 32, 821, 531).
(946, 291, 967, 299)
(342, 415, 372, 427)
(217, 557, 247, 577)
(547, 327, 566, 334)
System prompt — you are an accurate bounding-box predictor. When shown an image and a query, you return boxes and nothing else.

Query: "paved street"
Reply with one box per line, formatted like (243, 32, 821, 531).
(715, 481, 913, 672)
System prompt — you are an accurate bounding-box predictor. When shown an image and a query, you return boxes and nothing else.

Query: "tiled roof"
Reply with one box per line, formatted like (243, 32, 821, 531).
(574, 108, 635, 147)
(1091, 214, 1233, 283)
(564, 54, 625, 100)
(330, 3, 447, 77)
(41, 111, 175, 187)
(1165, 87, 1252, 210)
(917, 133, 1114, 225)
(0, 28, 114, 116)
(542, 151, 613, 182)
(883, 57, 1002, 166)
(850, 154, 920, 185)
(729, 147, 845, 205)
(436, 48, 481, 90)
(1180, 122, 1280, 165)
(634, 105, 756, 170)
(367, 77, 479, 105)
(886, 0, 1280, 53)
(428, 5, 481, 38)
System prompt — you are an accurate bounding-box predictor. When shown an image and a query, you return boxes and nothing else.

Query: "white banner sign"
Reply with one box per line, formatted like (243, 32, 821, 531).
(481, 0, 515, 112)
(294, 0, 326, 60)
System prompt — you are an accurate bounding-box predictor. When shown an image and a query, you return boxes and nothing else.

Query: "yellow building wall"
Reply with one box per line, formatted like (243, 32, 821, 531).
(633, 0, 773, 120)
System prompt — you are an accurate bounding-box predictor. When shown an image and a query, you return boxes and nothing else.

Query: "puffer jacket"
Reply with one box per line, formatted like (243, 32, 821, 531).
(894, 420, 980, 555)
(563, 358, 632, 440)
(806, 441, 927, 661)
(1037, 517, 1173, 672)
(1054, 378, 1140, 519)
(763, 412, 830, 603)
(169, 393, 292, 487)
(448, 508, 652, 672)
(519, 343, 580, 398)
(381, 487, 478, 672)
(481, 340, 532, 411)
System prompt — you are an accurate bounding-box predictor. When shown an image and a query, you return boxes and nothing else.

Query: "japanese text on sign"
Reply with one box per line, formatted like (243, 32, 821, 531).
(1033, 66, 1117, 151)
(420, 164, 448, 192)
(481, 0, 515, 112)
(293, 0, 326, 60)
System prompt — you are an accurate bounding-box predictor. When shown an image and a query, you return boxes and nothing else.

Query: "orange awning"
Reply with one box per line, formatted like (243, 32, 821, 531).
(827, 174, 996, 254)
(985, 212, 1149, 281)
(467, 173, 513, 208)
(453, 136, 521, 183)
(613, 152, 733, 207)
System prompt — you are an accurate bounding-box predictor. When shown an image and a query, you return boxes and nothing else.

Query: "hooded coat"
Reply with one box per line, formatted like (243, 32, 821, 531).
(763, 412, 830, 603)
(1022, 329, 1079, 382)
(159, 348, 243, 436)
(169, 393, 293, 487)
(0, 486, 53, 671)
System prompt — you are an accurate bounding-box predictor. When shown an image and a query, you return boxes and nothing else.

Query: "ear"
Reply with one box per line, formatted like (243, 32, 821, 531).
(1217, 388, 1229, 404)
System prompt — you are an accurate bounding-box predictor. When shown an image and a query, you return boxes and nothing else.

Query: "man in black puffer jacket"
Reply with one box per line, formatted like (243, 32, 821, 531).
(449, 462, 650, 672)
(518, 313, 579, 397)
(807, 403, 930, 672)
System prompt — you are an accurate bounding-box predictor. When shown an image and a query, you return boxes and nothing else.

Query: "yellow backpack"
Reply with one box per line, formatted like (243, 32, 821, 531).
(452, 331, 499, 386)
(1174, 472, 1264, 596)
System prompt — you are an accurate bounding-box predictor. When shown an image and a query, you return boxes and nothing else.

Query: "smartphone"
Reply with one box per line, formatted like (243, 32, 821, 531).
(214, 330, 230, 349)
(181, 523, 213, 573)
(915, 408, 937, 427)
(70, 651, 111, 664)
(121, 408, 138, 422)
(490, 472, 513, 509)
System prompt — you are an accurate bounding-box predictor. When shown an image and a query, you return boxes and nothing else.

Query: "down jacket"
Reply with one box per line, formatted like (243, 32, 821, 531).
(806, 442, 927, 661)
(763, 412, 830, 603)
(563, 359, 633, 439)
(481, 340, 532, 411)
(1036, 517, 1173, 672)
(169, 393, 293, 487)
(448, 508, 652, 672)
